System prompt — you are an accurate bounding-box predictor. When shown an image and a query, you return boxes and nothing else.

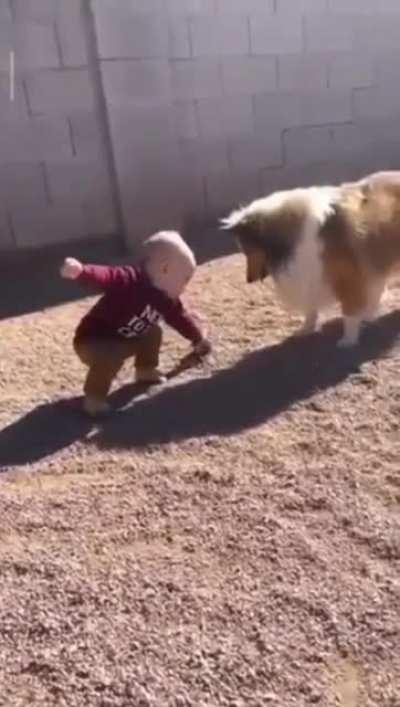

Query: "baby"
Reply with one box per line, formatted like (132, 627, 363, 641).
(60, 231, 211, 416)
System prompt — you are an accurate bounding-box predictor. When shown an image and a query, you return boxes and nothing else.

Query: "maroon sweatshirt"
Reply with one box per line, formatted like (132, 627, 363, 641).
(74, 264, 203, 344)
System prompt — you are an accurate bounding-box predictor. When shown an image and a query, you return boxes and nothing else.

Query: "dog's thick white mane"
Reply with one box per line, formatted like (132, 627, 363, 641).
(220, 186, 340, 231)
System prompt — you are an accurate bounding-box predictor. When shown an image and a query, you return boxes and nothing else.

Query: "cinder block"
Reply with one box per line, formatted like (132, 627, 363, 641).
(170, 58, 221, 100)
(0, 73, 30, 122)
(172, 101, 199, 140)
(168, 17, 191, 59)
(353, 85, 400, 122)
(254, 93, 296, 134)
(331, 123, 375, 158)
(0, 20, 12, 73)
(283, 126, 334, 166)
(11, 202, 87, 247)
(353, 14, 400, 53)
(327, 0, 374, 12)
(82, 195, 117, 237)
(68, 111, 105, 161)
(95, 7, 169, 60)
(108, 105, 176, 156)
(0, 1, 12, 21)
(0, 210, 13, 249)
(229, 133, 282, 172)
(115, 139, 181, 191)
(179, 137, 230, 176)
(229, 128, 280, 165)
(101, 60, 171, 108)
(93, 0, 166, 19)
(278, 0, 328, 11)
(377, 0, 400, 10)
(15, 21, 60, 71)
(216, 0, 274, 12)
(328, 52, 374, 89)
(56, 0, 88, 67)
(205, 168, 260, 216)
(126, 155, 205, 221)
(221, 56, 276, 96)
(254, 90, 352, 133)
(47, 168, 116, 235)
(167, 0, 217, 15)
(196, 95, 254, 139)
(250, 12, 303, 55)
(362, 117, 400, 144)
(304, 13, 353, 53)
(0, 121, 35, 163)
(26, 69, 95, 114)
(260, 160, 362, 194)
(31, 115, 74, 162)
(375, 52, 400, 84)
(46, 160, 112, 204)
(13, 0, 56, 23)
(0, 163, 47, 206)
(120, 156, 193, 228)
(122, 202, 185, 247)
(297, 89, 352, 125)
(189, 14, 249, 57)
(278, 54, 328, 92)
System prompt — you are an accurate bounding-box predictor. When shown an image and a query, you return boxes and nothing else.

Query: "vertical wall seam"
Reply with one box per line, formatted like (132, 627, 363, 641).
(82, 0, 126, 247)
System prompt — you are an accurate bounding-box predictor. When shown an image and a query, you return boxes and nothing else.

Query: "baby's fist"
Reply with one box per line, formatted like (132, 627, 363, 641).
(193, 338, 212, 358)
(61, 257, 83, 280)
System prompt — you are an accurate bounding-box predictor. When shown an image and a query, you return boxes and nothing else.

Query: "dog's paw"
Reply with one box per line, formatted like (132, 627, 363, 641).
(337, 335, 358, 349)
(294, 315, 318, 337)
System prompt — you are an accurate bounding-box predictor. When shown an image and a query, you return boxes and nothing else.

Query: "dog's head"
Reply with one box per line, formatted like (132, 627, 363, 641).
(220, 190, 313, 283)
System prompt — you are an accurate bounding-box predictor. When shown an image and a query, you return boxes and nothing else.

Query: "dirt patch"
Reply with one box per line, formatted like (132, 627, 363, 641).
(1, 254, 400, 706)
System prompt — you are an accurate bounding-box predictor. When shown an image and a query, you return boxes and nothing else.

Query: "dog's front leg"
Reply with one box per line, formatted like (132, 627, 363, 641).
(295, 310, 319, 336)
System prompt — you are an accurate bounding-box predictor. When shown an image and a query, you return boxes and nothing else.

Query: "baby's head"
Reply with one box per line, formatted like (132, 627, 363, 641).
(141, 231, 196, 299)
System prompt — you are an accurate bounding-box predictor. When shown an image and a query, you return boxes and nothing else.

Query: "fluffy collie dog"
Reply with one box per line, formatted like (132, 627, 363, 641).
(221, 171, 400, 347)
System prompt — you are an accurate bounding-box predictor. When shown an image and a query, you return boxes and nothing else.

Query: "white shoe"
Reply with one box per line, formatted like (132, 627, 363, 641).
(83, 396, 110, 417)
(135, 367, 166, 385)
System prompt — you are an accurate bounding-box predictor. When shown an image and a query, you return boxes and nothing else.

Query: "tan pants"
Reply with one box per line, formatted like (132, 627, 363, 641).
(74, 324, 162, 401)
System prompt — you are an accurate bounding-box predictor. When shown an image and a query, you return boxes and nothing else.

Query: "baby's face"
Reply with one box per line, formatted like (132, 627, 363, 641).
(155, 256, 193, 299)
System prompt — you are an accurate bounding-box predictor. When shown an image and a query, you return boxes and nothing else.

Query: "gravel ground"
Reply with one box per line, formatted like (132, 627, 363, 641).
(0, 254, 399, 706)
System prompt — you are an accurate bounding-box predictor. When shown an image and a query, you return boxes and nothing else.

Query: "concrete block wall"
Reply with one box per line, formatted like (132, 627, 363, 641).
(3, 0, 400, 255)
(93, 0, 400, 248)
(0, 0, 117, 252)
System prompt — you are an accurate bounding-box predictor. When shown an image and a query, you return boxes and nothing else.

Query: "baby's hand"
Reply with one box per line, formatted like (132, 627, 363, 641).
(60, 257, 83, 280)
(193, 338, 212, 358)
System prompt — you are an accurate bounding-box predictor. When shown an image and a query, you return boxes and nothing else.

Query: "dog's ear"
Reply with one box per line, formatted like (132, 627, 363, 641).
(220, 212, 262, 249)
(220, 206, 257, 232)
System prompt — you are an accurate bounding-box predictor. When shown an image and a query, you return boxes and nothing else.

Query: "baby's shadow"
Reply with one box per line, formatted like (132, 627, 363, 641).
(0, 383, 147, 470)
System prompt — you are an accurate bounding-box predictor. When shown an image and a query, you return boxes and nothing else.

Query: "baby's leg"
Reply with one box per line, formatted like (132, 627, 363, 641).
(134, 324, 165, 383)
(74, 337, 125, 415)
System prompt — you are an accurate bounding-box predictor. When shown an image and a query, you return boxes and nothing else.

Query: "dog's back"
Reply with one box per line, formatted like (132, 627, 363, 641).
(343, 171, 400, 274)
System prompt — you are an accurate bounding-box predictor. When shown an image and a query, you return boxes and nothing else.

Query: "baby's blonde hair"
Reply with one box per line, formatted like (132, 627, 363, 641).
(142, 231, 196, 267)
(142, 231, 196, 297)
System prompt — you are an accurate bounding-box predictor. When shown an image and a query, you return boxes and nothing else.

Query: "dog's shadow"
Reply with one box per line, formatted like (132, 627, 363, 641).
(94, 313, 400, 450)
(2, 311, 399, 469)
